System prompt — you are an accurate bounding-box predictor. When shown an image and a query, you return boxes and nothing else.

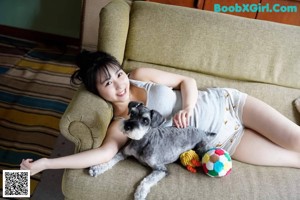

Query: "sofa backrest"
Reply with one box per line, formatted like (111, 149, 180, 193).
(99, 0, 300, 89)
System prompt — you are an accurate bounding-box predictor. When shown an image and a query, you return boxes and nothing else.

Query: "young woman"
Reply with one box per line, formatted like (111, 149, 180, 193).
(20, 51, 300, 175)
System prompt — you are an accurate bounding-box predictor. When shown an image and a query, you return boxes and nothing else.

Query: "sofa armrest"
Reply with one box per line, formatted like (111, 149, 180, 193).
(60, 86, 113, 153)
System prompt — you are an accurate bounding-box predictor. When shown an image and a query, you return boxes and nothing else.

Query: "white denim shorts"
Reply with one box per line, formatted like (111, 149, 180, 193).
(209, 88, 248, 155)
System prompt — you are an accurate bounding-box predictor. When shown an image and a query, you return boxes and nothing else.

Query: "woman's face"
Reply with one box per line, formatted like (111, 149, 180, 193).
(96, 67, 130, 104)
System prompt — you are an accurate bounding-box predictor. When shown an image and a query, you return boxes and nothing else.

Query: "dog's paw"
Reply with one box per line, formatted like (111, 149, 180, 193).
(89, 164, 109, 177)
(89, 153, 126, 177)
(134, 184, 149, 200)
(134, 189, 147, 200)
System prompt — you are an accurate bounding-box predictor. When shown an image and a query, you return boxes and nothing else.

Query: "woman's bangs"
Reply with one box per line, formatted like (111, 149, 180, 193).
(98, 63, 121, 84)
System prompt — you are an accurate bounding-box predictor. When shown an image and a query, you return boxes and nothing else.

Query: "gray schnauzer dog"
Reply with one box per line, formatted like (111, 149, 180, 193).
(89, 101, 216, 200)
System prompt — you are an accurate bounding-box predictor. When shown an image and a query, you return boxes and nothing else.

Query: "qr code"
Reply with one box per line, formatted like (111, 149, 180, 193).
(2, 170, 30, 198)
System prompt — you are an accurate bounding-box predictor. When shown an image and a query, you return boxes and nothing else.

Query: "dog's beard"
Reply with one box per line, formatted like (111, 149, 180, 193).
(122, 125, 149, 140)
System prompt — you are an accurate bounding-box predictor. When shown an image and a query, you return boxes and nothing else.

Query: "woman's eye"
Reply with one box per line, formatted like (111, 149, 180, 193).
(118, 70, 124, 78)
(105, 81, 112, 87)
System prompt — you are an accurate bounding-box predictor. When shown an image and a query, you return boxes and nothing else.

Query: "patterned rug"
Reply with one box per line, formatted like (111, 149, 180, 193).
(0, 35, 79, 196)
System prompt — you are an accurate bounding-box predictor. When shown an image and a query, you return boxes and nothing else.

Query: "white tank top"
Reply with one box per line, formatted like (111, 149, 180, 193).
(129, 79, 225, 133)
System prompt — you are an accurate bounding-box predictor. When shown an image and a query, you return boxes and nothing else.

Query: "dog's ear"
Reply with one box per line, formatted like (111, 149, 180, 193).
(150, 110, 166, 127)
(128, 101, 144, 114)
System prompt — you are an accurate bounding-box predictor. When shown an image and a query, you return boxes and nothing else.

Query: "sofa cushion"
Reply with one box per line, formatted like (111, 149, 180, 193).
(124, 1, 300, 89)
(62, 158, 300, 200)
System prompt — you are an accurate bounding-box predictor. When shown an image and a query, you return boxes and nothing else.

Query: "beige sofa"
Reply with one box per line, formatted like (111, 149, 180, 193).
(60, 0, 300, 199)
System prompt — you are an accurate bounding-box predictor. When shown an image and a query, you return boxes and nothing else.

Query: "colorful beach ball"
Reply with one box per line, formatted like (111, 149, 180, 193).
(202, 148, 232, 177)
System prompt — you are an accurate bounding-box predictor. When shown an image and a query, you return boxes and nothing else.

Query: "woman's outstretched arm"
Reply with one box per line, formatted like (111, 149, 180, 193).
(20, 120, 128, 175)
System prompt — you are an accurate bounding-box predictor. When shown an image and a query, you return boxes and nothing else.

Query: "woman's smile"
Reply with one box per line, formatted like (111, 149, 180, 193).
(117, 89, 127, 97)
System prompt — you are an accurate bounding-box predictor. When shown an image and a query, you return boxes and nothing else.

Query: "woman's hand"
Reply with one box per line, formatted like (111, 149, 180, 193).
(173, 106, 193, 128)
(20, 158, 47, 176)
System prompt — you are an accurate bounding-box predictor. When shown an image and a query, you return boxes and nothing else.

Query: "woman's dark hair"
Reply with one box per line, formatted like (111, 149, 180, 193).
(71, 50, 122, 96)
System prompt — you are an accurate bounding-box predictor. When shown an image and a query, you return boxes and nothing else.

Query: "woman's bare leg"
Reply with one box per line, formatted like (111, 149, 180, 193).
(232, 96, 300, 168)
(233, 129, 300, 167)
